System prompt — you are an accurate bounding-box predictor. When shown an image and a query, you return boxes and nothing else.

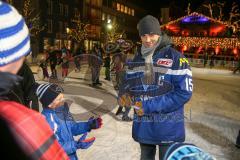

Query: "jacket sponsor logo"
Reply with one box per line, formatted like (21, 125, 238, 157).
(179, 58, 189, 66)
(156, 59, 173, 67)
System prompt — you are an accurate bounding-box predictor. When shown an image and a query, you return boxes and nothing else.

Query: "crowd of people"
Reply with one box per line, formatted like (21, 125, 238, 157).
(0, 1, 239, 160)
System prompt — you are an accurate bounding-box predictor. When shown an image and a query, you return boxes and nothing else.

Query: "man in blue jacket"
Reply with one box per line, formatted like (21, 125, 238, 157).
(118, 15, 193, 160)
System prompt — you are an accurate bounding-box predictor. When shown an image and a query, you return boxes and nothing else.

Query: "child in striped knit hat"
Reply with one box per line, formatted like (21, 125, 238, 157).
(34, 83, 103, 160)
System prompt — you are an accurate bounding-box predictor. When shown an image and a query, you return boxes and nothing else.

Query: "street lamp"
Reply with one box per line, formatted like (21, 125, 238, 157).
(106, 19, 112, 31)
(66, 27, 71, 34)
(106, 23, 112, 30)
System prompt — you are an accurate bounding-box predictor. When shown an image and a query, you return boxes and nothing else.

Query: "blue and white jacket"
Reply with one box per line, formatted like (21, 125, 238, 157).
(42, 104, 90, 160)
(120, 34, 193, 144)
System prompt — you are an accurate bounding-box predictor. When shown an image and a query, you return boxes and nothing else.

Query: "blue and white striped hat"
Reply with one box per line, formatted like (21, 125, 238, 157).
(0, 1, 31, 66)
(34, 83, 64, 108)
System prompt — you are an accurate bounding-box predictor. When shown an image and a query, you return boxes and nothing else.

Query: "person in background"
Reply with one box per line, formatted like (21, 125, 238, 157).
(209, 51, 215, 69)
(236, 130, 240, 148)
(47, 46, 58, 78)
(0, 2, 69, 159)
(203, 51, 208, 67)
(90, 45, 103, 86)
(58, 56, 70, 80)
(233, 56, 240, 74)
(111, 52, 124, 90)
(39, 59, 49, 80)
(34, 83, 103, 160)
(104, 53, 111, 81)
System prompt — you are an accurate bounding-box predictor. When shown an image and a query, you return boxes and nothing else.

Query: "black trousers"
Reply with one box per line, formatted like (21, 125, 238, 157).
(140, 143, 170, 160)
(236, 130, 240, 147)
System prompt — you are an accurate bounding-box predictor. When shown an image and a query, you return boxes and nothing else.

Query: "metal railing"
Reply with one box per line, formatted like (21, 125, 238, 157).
(188, 58, 238, 69)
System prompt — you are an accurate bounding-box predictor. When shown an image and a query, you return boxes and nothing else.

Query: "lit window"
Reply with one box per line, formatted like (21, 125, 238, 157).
(117, 3, 120, 11)
(121, 5, 124, 12)
(131, 9, 134, 16)
(128, 8, 131, 15)
(124, 6, 128, 14)
(107, 14, 110, 21)
(91, 8, 97, 19)
(96, 0, 101, 7)
(102, 13, 105, 21)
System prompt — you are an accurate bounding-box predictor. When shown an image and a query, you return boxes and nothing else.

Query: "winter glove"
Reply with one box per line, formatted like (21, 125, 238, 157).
(118, 94, 132, 107)
(75, 133, 95, 149)
(88, 116, 103, 130)
(133, 99, 144, 116)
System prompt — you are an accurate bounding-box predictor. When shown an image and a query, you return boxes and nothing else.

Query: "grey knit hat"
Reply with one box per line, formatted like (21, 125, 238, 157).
(137, 15, 161, 36)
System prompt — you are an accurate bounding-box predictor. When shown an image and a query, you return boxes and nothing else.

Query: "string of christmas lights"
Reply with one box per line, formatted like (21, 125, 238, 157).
(67, 16, 89, 43)
(171, 36, 240, 49)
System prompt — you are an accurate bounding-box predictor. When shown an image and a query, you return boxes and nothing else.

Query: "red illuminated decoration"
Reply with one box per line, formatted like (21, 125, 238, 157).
(161, 12, 240, 49)
(183, 45, 187, 51)
(197, 46, 203, 53)
(215, 46, 220, 54)
(233, 48, 238, 55)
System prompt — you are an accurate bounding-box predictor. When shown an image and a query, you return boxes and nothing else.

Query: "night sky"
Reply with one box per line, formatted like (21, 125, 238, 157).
(135, 0, 239, 19)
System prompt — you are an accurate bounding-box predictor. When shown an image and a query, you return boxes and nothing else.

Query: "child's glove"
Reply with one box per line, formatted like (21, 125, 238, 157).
(118, 94, 132, 107)
(88, 116, 103, 130)
(133, 99, 144, 116)
(75, 133, 95, 149)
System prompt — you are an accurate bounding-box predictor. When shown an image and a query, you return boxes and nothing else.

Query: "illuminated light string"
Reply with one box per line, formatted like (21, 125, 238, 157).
(171, 36, 240, 49)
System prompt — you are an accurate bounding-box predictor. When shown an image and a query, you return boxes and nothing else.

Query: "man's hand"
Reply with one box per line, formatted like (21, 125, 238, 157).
(133, 100, 144, 116)
(75, 133, 95, 149)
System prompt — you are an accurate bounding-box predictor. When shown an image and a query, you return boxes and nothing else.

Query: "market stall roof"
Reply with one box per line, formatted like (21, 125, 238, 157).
(161, 12, 228, 27)
(161, 12, 230, 35)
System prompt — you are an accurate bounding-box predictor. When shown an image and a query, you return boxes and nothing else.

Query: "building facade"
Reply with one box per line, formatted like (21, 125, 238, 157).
(4, 0, 147, 54)
(102, 0, 146, 42)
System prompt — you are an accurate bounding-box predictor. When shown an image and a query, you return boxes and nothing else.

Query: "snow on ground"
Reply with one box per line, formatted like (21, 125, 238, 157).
(184, 68, 240, 160)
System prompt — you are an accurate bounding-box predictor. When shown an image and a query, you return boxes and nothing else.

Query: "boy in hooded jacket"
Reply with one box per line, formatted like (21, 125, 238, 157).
(34, 83, 103, 160)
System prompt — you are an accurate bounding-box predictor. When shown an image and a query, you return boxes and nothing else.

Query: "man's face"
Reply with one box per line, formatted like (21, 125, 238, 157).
(141, 34, 160, 48)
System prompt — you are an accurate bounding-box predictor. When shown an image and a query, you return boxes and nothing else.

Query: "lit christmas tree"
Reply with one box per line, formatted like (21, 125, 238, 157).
(23, 0, 44, 37)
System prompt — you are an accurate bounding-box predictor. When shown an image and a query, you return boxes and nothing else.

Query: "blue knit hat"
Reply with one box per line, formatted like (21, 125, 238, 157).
(0, 1, 31, 66)
(34, 83, 64, 108)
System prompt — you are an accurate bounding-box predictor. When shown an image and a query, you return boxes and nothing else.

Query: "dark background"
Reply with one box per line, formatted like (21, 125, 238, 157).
(132, 0, 239, 19)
